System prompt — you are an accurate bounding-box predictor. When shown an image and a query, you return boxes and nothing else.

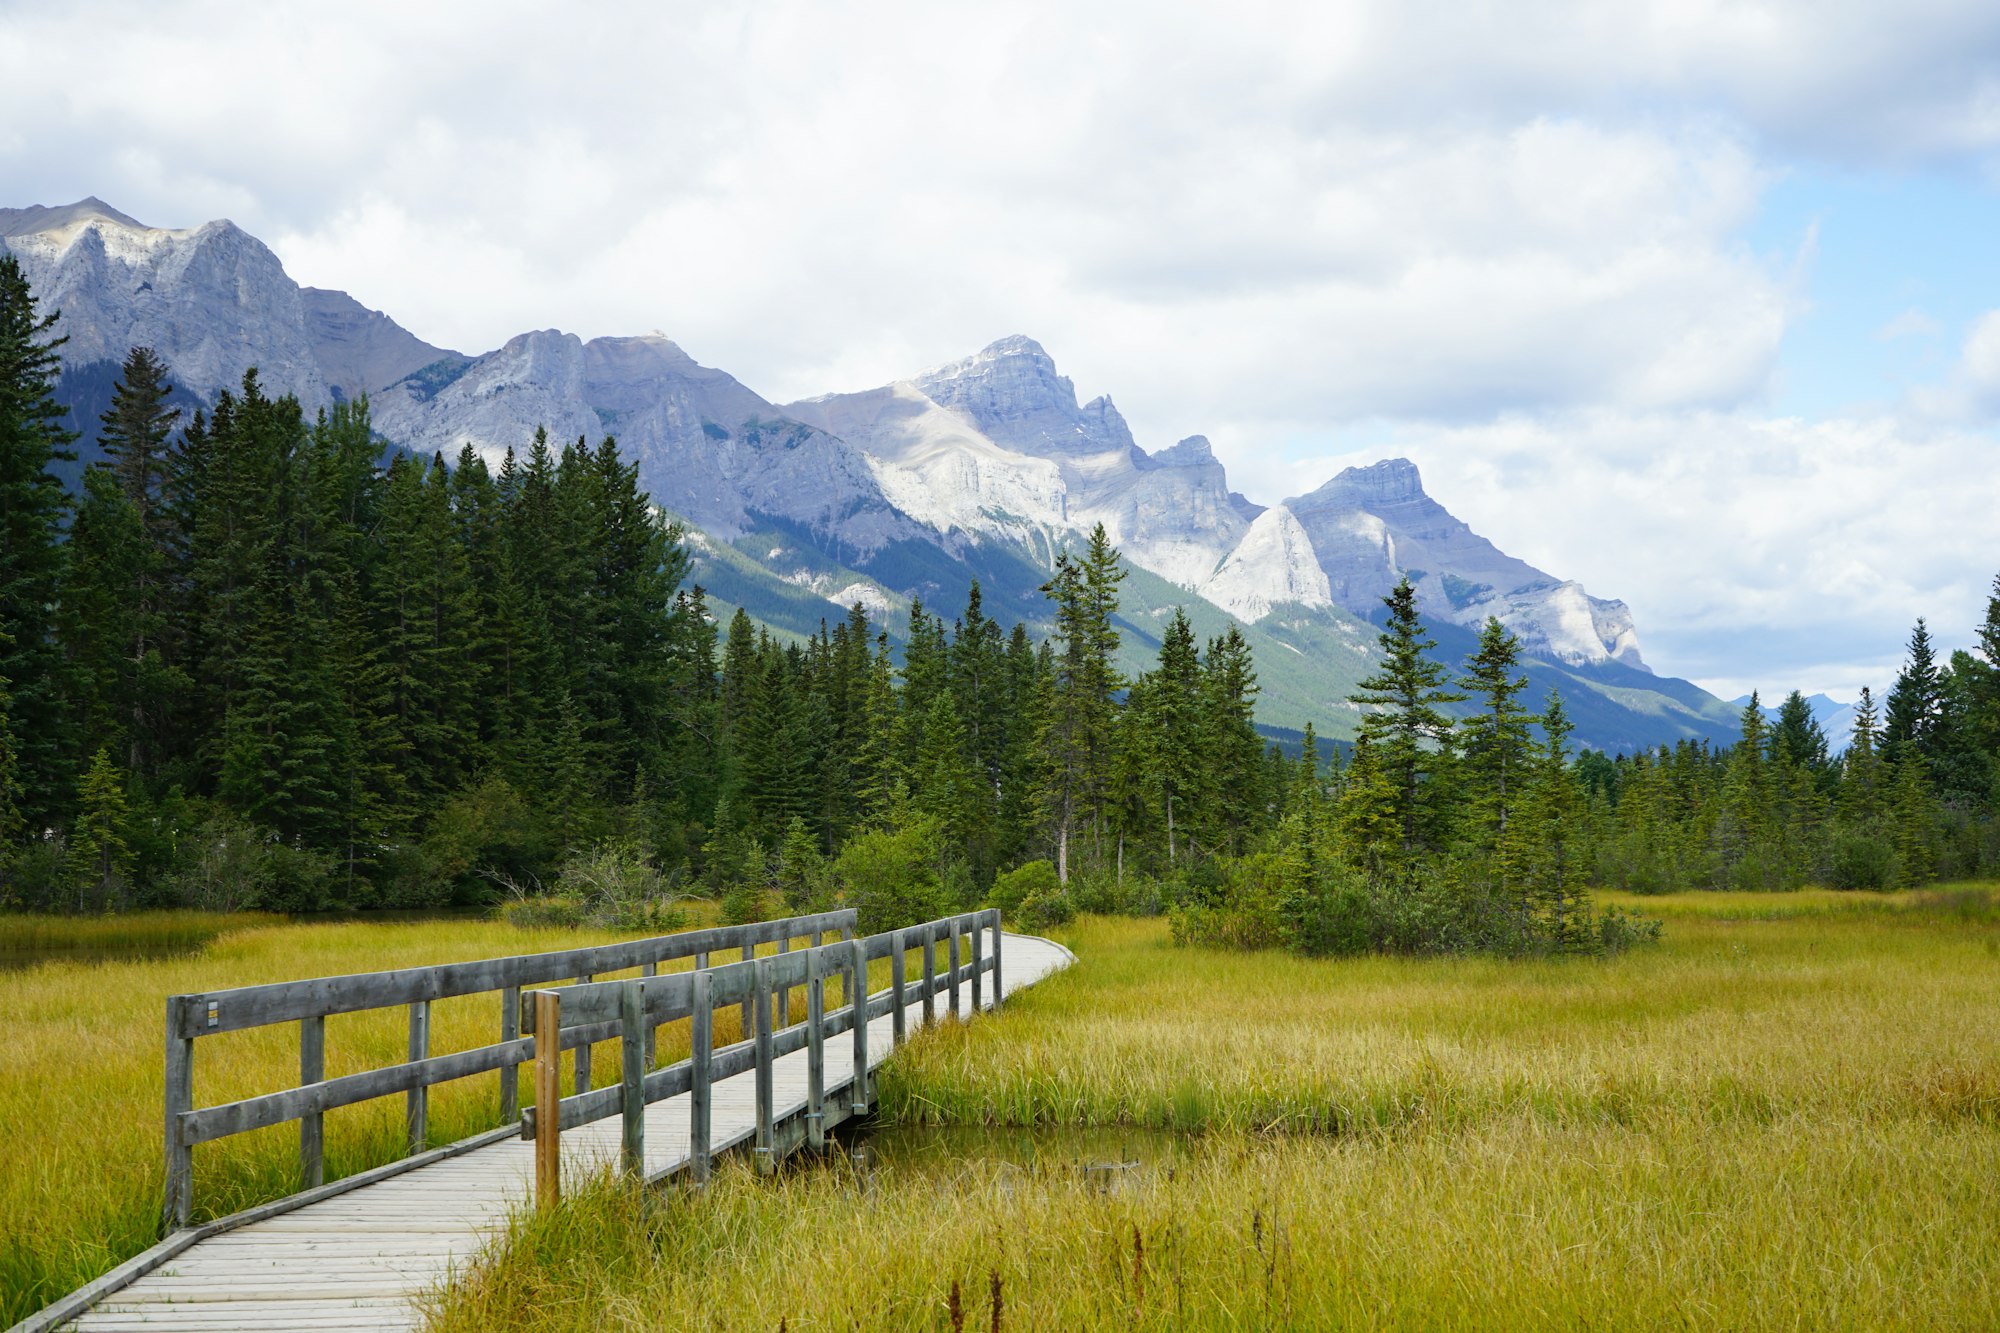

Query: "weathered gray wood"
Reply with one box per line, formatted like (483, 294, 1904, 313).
(992, 914, 1003, 1009)
(805, 946, 826, 1150)
(890, 929, 906, 1046)
(949, 922, 962, 1017)
(573, 975, 592, 1095)
(776, 936, 791, 1028)
(168, 909, 858, 1037)
(752, 958, 774, 1174)
(850, 938, 870, 1113)
(639, 962, 657, 1069)
(163, 997, 193, 1229)
(618, 981, 644, 1178)
(299, 1015, 324, 1189)
(739, 944, 755, 1047)
(533, 991, 560, 1209)
(181, 1038, 537, 1146)
(922, 930, 936, 1027)
(689, 970, 712, 1184)
(498, 985, 520, 1122)
(971, 923, 984, 1013)
(405, 1001, 429, 1155)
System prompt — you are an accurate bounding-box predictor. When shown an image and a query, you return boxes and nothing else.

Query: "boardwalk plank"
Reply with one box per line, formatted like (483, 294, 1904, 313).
(57, 932, 1068, 1333)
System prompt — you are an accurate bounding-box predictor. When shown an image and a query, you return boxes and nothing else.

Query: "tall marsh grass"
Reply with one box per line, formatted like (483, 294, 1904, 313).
(429, 886, 2000, 1331)
(0, 909, 744, 1326)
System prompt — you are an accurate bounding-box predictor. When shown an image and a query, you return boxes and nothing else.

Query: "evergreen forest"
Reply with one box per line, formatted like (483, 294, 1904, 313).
(4, 257, 1998, 956)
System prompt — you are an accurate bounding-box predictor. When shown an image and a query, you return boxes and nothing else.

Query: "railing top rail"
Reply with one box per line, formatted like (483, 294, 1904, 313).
(168, 908, 857, 1037)
(531, 909, 1000, 1029)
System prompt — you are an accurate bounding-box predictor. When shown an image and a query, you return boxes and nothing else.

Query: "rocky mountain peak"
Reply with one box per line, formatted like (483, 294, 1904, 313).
(1298, 456, 1428, 510)
(1149, 434, 1217, 468)
(0, 196, 148, 237)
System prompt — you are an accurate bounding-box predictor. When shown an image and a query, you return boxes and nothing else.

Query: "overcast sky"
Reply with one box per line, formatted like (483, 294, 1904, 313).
(5, 0, 1999, 700)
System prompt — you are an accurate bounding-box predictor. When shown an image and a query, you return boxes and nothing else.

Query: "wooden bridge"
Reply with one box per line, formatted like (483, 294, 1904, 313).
(14, 908, 1073, 1332)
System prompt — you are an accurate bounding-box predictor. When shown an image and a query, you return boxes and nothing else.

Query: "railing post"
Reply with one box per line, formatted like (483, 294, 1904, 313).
(890, 928, 906, 1046)
(922, 928, 936, 1028)
(971, 918, 984, 1014)
(689, 970, 712, 1185)
(299, 1014, 324, 1189)
(163, 996, 193, 1230)
(777, 935, 791, 1029)
(619, 979, 645, 1179)
(740, 943, 755, 1047)
(753, 958, 774, 1174)
(640, 962, 657, 1070)
(574, 975, 592, 1094)
(500, 985, 521, 1122)
(949, 921, 962, 1019)
(806, 946, 826, 1150)
(850, 937, 870, 1114)
(991, 910, 1004, 1010)
(406, 999, 429, 1155)
(533, 990, 561, 1210)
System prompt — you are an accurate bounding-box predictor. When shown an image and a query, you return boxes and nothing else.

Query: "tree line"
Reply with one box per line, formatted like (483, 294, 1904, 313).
(0, 257, 1273, 924)
(4, 256, 1993, 952)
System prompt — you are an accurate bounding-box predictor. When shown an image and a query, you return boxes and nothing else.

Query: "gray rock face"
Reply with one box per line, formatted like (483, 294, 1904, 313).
(302, 288, 455, 404)
(840, 338, 1249, 587)
(1, 198, 1654, 676)
(0, 199, 333, 408)
(1285, 459, 1645, 668)
(374, 330, 921, 556)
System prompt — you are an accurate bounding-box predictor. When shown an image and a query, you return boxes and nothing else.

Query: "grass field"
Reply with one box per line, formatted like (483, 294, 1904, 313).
(0, 908, 748, 1327)
(428, 889, 2000, 1331)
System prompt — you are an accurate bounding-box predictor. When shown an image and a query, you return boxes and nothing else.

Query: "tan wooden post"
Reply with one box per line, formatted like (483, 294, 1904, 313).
(534, 990, 562, 1210)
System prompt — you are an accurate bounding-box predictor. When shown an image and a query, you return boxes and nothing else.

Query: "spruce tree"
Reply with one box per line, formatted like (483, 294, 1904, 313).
(1458, 617, 1532, 863)
(0, 255, 78, 825)
(1348, 578, 1462, 855)
(67, 747, 134, 911)
(1132, 608, 1208, 862)
(1884, 618, 1943, 764)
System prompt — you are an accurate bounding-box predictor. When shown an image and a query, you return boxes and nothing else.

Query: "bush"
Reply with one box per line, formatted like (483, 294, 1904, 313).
(988, 860, 1058, 922)
(500, 839, 688, 933)
(1018, 884, 1075, 931)
(834, 818, 948, 935)
(1827, 825, 1898, 890)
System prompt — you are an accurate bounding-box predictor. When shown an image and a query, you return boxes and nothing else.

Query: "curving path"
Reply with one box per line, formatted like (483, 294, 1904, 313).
(55, 933, 1075, 1332)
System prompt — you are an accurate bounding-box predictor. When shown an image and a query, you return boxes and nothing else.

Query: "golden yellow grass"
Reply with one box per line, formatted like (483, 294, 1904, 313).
(429, 889, 2000, 1331)
(0, 908, 756, 1326)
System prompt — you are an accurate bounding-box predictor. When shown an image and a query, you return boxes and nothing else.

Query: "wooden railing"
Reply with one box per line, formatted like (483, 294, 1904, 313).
(160, 909, 858, 1229)
(524, 908, 1002, 1204)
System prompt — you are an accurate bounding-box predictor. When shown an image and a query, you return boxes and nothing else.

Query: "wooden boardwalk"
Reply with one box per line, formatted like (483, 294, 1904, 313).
(55, 932, 1073, 1332)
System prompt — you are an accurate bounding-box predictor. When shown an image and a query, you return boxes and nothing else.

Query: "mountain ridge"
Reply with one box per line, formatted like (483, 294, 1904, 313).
(0, 197, 1739, 751)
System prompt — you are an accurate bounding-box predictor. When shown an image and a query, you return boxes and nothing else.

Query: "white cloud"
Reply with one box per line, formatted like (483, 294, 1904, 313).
(5, 0, 1999, 698)
(1322, 407, 2000, 694)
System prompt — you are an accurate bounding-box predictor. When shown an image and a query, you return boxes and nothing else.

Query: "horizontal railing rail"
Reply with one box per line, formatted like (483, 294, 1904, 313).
(160, 908, 858, 1229)
(522, 909, 1003, 1202)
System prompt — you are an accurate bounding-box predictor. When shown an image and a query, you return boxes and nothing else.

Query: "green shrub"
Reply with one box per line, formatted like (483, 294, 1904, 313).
(988, 860, 1058, 922)
(835, 818, 948, 935)
(1018, 885, 1074, 931)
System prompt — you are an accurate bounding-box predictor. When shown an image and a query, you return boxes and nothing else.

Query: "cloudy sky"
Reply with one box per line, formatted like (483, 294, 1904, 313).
(5, 0, 1998, 700)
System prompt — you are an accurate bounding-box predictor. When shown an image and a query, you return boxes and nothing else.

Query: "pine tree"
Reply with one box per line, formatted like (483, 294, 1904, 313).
(1890, 749, 1937, 887)
(1201, 626, 1265, 854)
(67, 747, 134, 911)
(1839, 687, 1887, 824)
(1458, 617, 1532, 864)
(1037, 534, 1128, 882)
(0, 255, 78, 825)
(1348, 578, 1462, 856)
(1511, 692, 1592, 950)
(1131, 608, 1208, 863)
(97, 346, 179, 529)
(1884, 618, 1943, 765)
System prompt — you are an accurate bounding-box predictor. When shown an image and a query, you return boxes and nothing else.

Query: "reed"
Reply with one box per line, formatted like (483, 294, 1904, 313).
(427, 887, 2000, 1331)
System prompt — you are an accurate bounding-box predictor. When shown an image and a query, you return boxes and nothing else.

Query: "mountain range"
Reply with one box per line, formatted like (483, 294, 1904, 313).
(0, 198, 1742, 751)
